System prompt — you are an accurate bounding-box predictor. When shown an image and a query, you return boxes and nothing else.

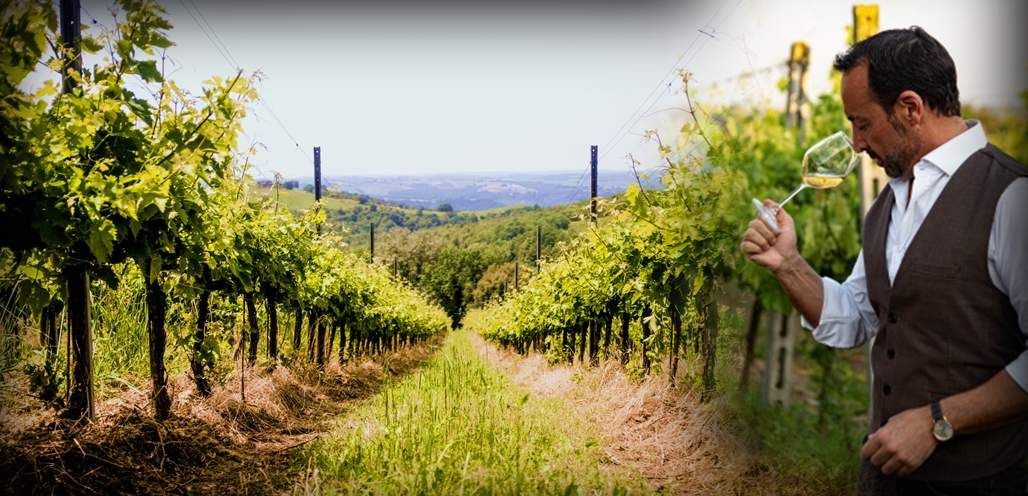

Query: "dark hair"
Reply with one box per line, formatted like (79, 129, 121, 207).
(833, 26, 961, 117)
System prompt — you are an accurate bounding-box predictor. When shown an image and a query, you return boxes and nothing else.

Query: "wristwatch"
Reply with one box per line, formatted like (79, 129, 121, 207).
(930, 399, 954, 442)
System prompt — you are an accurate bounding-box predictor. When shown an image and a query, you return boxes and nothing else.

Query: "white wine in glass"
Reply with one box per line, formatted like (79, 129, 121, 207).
(752, 130, 866, 233)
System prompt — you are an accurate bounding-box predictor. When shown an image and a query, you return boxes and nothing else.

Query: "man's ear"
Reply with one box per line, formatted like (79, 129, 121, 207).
(894, 90, 924, 127)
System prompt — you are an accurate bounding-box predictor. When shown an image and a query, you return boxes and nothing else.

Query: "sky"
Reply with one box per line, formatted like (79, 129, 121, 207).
(38, 0, 1028, 179)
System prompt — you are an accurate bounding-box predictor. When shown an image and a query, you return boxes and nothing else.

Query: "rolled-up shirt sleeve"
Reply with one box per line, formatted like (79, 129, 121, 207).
(1005, 352, 1028, 394)
(800, 251, 880, 349)
(991, 178, 1028, 393)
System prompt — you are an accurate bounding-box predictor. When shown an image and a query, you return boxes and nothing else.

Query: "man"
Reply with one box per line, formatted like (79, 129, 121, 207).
(741, 27, 1028, 495)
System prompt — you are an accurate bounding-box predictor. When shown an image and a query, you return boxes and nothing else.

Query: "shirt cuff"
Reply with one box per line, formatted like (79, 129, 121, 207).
(800, 312, 816, 330)
(799, 276, 870, 349)
(1005, 351, 1028, 394)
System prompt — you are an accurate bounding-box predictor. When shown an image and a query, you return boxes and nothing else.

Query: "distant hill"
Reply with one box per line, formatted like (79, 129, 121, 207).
(253, 185, 570, 248)
(281, 170, 660, 211)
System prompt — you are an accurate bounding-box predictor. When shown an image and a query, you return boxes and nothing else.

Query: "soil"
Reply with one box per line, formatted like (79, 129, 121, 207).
(0, 340, 439, 496)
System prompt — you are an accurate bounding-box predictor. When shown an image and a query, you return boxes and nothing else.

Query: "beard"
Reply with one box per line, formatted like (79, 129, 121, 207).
(879, 151, 908, 178)
(876, 113, 922, 179)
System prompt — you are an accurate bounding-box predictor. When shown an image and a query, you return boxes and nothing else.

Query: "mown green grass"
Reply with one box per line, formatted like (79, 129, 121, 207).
(258, 186, 362, 213)
(300, 330, 651, 495)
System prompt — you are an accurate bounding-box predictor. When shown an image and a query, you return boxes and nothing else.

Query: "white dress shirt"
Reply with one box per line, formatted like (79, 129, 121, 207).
(801, 121, 1028, 392)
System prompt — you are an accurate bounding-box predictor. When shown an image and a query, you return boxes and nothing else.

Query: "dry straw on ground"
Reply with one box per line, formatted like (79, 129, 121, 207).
(469, 333, 819, 496)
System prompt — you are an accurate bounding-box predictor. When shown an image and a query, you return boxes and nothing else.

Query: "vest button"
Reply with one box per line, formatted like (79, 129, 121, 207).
(883, 384, 892, 395)
(887, 349, 895, 359)
(887, 312, 898, 324)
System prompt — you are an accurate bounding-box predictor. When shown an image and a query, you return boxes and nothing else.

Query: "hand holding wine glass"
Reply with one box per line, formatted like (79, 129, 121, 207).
(743, 200, 800, 272)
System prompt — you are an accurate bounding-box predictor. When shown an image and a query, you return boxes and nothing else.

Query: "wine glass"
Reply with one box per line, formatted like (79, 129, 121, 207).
(752, 130, 866, 233)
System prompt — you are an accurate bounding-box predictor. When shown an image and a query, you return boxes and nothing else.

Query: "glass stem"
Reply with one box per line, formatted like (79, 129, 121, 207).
(776, 183, 807, 211)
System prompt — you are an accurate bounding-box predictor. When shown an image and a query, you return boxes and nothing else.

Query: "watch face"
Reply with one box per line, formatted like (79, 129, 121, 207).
(933, 419, 954, 441)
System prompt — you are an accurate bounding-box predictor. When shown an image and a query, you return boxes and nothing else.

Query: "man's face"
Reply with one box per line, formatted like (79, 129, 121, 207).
(840, 63, 921, 178)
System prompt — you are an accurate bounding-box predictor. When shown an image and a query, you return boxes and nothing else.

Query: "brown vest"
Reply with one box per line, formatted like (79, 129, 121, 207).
(863, 144, 1028, 481)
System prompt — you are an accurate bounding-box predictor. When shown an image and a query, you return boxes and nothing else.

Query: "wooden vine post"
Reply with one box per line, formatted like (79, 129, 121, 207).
(245, 293, 259, 366)
(60, 0, 95, 421)
(191, 286, 213, 397)
(145, 275, 172, 420)
(267, 293, 278, 361)
(762, 312, 796, 405)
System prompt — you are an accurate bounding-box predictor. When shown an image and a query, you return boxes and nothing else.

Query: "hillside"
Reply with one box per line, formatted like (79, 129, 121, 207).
(255, 185, 512, 247)
(283, 170, 659, 211)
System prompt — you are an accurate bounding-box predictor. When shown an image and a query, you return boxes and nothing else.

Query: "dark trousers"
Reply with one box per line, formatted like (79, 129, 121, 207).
(858, 460, 1027, 495)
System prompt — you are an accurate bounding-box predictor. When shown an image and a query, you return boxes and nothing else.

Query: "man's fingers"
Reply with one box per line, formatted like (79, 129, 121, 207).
(749, 219, 777, 244)
(880, 457, 904, 476)
(869, 447, 892, 468)
(860, 433, 880, 461)
(749, 232, 770, 252)
(740, 240, 756, 255)
(740, 240, 765, 257)
(744, 219, 777, 250)
(742, 228, 770, 252)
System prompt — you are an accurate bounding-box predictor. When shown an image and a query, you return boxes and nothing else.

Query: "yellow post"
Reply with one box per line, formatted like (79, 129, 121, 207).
(853, 4, 880, 44)
(784, 41, 811, 134)
(853, 4, 887, 217)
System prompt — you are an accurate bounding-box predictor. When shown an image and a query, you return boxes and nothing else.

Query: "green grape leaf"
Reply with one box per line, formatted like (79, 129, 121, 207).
(86, 220, 117, 263)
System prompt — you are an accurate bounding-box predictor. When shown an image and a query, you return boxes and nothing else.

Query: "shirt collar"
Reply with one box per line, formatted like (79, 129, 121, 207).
(919, 119, 987, 177)
(887, 120, 987, 195)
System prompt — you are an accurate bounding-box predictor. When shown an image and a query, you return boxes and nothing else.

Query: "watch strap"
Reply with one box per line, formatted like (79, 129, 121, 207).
(930, 399, 943, 422)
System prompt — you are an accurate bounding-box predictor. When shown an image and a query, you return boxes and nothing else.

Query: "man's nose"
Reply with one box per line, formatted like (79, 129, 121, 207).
(851, 132, 869, 154)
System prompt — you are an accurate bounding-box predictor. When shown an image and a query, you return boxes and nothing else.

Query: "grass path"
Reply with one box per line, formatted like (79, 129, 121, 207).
(298, 331, 652, 495)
